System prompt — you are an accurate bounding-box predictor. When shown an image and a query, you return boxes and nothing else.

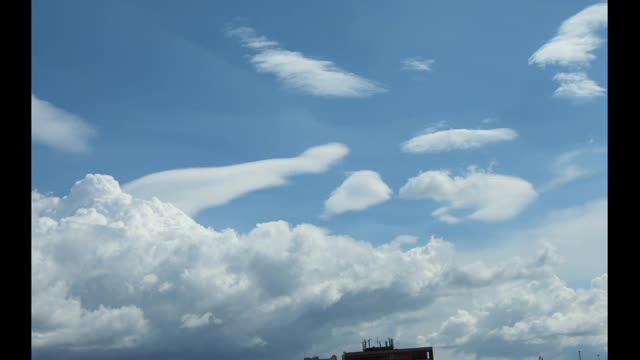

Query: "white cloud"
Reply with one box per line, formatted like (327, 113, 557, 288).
(31, 281, 148, 350)
(399, 167, 538, 223)
(402, 57, 435, 72)
(31, 94, 96, 153)
(401, 128, 518, 154)
(228, 26, 385, 97)
(552, 72, 606, 99)
(540, 145, 607, 192)
(428, 273, 607, 359)
(529, 3, 607, 67)
(323, 170, 392, 217)
(180, 312, 222, 328)
(388, 235, 419, 249)
(457, 198, 607, 285)
(124, 143, 349, 216)
(529, 3, 607, 99)
(32, 174, 606, 359)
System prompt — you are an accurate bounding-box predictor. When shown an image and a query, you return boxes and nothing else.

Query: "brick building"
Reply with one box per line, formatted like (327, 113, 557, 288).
(341, 339, 434, 360)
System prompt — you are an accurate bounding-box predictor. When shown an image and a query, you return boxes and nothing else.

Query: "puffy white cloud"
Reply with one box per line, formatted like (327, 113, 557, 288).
(399, 168, 538, 223)
(323, 170, 392, 217)
(402, 57, 435, 72)
(31, 94, 96, 154)
(228, 26, 385, 97)
(124, 143, 349, 216)
(31, 280, 149, 350)
(32, 174, 606, 359)
(529, 3, 607, 67)
(401, 128, 517, 154)
(552, 72, 606, 99)
(427, 273, 607, 359)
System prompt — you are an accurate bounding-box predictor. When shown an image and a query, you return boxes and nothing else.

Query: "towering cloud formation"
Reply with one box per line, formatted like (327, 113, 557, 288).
(32, 175, 606, 359)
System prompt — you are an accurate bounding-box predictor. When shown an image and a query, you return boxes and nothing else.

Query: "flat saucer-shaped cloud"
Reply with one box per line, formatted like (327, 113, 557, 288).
(399, 169, 537, 223)
(124, 143, 349, 216)
(324, 170, 392, 217)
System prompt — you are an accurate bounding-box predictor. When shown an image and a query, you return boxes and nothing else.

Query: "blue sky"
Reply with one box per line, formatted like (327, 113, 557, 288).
(32, 1, 607, 359)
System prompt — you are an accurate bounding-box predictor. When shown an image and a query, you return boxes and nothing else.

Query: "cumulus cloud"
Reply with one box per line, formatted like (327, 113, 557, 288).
(401, 128, 518, 154)
(32, 174, 606, 359)
(31, 94, 96, 153)
(227, 26, 385, 97)
(402, 57, 435, 72)
(123, 143, 349, 216)
(323, 170, 392, 218)
(428, 273, 607, 359)
(31, 282, 149, 350)
(399, 167, 537, 223)
(529, 3, 607, 99)
(552, 72, 606, 99)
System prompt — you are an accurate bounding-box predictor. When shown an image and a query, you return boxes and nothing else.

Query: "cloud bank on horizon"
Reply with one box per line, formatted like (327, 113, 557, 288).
(32, 174, 607, 359)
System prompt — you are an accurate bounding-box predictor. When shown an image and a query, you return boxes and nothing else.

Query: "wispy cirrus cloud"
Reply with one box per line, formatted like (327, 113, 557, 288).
(323, 170, 392, 218)
(401, 128, 518, 154)
(399, 167, 537, 223)
(124, 143, 349, 216)
(31, 94, 96, 154)
(529, 3, 607, 100)
(402, 57, 435, 72)
(227, 26, 386, 98)
(539, 145, 607, 192)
